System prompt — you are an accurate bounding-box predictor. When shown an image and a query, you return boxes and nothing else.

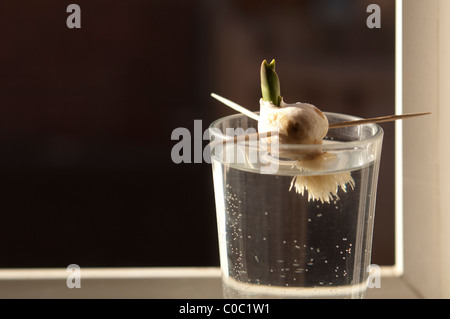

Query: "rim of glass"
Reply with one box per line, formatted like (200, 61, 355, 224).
(209, 111, 384, 151)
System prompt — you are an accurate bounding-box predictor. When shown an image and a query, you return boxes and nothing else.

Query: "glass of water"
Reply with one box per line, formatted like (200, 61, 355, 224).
(209, 112, 383, 299)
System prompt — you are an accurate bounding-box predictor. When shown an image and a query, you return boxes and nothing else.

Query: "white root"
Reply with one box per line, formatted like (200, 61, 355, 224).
(290, 173, 355, 204)
(288, 152, 355, 204)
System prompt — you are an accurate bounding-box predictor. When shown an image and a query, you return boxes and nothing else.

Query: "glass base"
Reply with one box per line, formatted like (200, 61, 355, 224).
(222, 276, 367, 299)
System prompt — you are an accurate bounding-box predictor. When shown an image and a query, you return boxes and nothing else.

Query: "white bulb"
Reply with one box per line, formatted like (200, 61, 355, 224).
(258, 99, 329, 145)
(257, 98, 354, 203)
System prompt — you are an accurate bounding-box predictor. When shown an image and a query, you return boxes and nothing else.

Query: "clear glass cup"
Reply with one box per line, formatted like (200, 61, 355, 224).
(209, 112, 384, 299)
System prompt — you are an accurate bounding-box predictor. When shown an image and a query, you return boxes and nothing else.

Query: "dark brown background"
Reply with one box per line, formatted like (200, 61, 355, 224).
(0, 0, 395, 268)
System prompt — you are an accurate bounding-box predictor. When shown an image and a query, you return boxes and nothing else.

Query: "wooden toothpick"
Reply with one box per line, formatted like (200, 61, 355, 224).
(210, 93, 431, 128)
(328, 112, 431, 129)
(211, 93, 260, 122)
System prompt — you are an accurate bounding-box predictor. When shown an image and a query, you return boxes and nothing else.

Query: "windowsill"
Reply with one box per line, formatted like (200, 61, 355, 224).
(0, 267, 420, 299)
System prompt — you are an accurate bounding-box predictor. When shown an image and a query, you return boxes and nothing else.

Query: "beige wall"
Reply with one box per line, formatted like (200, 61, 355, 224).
(403, 0, 450, 298)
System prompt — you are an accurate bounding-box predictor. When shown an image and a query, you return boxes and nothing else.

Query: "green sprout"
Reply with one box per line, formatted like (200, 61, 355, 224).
(260, 59, 282, 107)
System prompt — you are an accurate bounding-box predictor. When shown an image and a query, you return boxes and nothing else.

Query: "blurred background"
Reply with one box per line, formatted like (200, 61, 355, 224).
(0, 0, 395, 268)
